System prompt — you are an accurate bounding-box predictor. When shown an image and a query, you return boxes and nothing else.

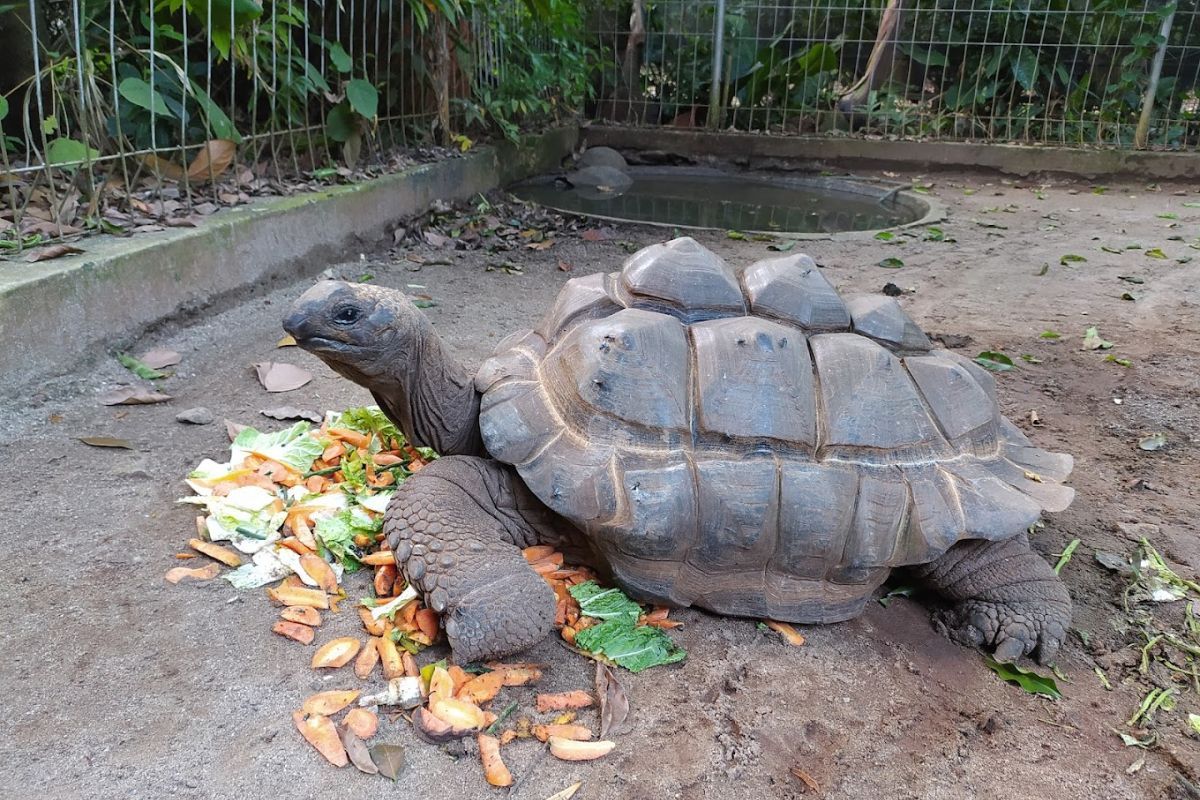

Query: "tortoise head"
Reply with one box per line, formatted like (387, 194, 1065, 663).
(282, 280, 421, 388)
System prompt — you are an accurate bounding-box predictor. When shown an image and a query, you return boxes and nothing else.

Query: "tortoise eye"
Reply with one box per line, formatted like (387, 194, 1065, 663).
(332, 305, 361, 325)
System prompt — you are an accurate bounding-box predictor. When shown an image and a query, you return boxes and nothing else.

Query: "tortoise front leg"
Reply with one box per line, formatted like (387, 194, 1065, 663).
(911, 534, 1072, 665)
(383, 456, 557, 662)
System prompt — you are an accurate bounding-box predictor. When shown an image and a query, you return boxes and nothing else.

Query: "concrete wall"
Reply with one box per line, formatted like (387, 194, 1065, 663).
(0, 127, 577, 388)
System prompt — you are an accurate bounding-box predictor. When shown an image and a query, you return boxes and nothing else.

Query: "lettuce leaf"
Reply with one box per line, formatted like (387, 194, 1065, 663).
(231, 422, 325, 472)
(573, 618, 686, 673)
(314, 507, 380, 570)
(568, 582, 686, 672)
(570, 581, 642, 624)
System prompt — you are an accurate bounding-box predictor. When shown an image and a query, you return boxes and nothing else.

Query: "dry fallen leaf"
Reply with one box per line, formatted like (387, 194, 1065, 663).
(254, 362, 313, 392)
(99, 387, 173, 406)
(369, 743, 406, 781)
(78, 436, 133, 449)
(596, 661, 630, 738)
(137, 348, 182, 369)
(543, 782, 583, 800)
(164, 563, 221, 584)
(261, 406, 323, 423)
(25, 244, 83, 262)
(790, 765, 821, 793)
(188, 139, 238, 182)
(339, 725, 378, 775)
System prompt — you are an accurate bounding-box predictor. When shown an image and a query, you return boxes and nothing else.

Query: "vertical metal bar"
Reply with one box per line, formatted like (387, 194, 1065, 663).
(707, 0, 726, 129)
(1136, 4, 1178, 149)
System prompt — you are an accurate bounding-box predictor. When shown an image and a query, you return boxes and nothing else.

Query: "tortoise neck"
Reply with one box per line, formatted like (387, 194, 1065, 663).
(373, 323, 484, 458)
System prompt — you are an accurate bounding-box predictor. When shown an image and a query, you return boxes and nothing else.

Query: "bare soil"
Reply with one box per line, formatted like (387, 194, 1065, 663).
(2, 167, 1199, 800)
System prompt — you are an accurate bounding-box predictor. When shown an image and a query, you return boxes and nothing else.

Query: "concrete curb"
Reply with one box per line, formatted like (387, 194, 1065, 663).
(585, 126, 1200, 180)
(0, 127, 577, 387)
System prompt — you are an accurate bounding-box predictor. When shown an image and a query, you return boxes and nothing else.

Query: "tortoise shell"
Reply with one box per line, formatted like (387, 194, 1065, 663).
(476, 238, 1073, 621)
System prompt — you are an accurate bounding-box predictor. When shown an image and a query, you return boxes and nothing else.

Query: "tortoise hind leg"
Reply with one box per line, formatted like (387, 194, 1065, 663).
(383, 456, 557, 662)
(911, 534, 1072, 665)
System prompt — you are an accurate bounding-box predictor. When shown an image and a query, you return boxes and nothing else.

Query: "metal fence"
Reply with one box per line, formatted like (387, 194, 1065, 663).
(588, 0, 1200, 150)
(0, 1, 539, 253)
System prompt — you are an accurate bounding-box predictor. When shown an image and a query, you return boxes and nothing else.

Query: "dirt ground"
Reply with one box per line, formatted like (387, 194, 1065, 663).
(2, 165, 1199, 800)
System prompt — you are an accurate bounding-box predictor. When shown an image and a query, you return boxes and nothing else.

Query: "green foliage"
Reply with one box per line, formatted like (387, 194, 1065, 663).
(453, 0, 597, 140)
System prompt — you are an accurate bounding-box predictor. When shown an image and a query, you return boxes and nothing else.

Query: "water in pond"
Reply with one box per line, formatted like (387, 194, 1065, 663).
(511, 171, 923, 235)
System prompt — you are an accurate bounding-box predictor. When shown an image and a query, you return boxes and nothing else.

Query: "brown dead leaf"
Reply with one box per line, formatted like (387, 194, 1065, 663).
(188, 139, 238, 182)
(581, 227, 613, 242)
(137, 348, 182, 369)
(526, 239, 554, 251)
(225, 419, 249, 441)
(790, 765, 820, 793)
(164, 563, 221, 584)
(557, 260, 574, 272)
(78, 436, 133, 449)
(99, 386, 173, 406)
(254, 361, 312, 392)
(369, 743, 406, 781)
(339, 725, 378, 774)
(25, 244, 83, 262)
(141, 153, 188, 182)
(596, 661, 630, 738)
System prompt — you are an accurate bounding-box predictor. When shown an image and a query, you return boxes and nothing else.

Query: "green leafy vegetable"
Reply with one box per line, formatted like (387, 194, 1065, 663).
(973, 351, 1015, 372)
(984, 656, 1063, 699)
(1082, 327, 1114, 350)
(573, 619, 686, 673)
(568, 581, 686, 672)
(874, 231, 896, 242)
(726, 230, 747, 240)
(1104, 355, 1132, 367)
(1039, 330, 1062, 340)
(1145, 248, 1167, 259)
(570, 581, 642, 623)
(1020, 354, 1043, 364)
(233, 422, 325, 472)
(314, 507, 379, 569)
(877, 257, 905, 269)
(117, 352, 167, 380)
(1053, 538, 1081, 574)
(330, 406, 403, 449)
(1060, 254, 1087, 265)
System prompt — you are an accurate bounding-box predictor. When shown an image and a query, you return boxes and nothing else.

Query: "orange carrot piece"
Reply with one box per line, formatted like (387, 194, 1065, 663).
(273, 620, 315, 644)
(377, 635, 404, 679)
(535, 691, 594, 713)
(292, 711, 348, 767)
(360, 551, 395, 566)
(187, 538, 243, 567)
(302, 690, 360, 716)
(522, 545, 557, 563)
(765, 620, 806, 646)
(457, 670, 505, 704)
(311, 637, 361, 669)
(374, 564, 398, 597)
(414, 608, 440, 641)
(281, 606, 322, 626)
(355, 637, 381, 679)
(344, 708, 378, 739)
(327, 427, 370, 449)
(532, 723, 593, 743)
(164, 563, 221, 584)
(477, 734, 513, 787)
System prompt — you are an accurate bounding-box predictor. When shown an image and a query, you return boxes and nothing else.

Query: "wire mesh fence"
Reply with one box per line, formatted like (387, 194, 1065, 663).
(0, 0, 569, 255)
(588, 1, 1200, 151)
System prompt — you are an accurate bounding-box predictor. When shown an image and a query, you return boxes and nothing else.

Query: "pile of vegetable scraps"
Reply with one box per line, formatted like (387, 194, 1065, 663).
(169, 406, 687, 788)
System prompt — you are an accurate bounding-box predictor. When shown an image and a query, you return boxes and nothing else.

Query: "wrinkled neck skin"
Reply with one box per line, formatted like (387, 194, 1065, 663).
(371, 323, 484, 458)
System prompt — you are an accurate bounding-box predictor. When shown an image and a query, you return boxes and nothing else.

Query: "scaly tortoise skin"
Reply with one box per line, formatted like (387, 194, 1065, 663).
(284, 237, 1075, 665)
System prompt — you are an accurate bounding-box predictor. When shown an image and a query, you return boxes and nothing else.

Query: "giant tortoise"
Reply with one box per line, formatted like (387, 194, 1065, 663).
(283, 237, 1074, 664)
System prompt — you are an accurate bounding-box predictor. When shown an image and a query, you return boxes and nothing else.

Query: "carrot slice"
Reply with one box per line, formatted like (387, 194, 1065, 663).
(548, 737, 614, 761)
(532, 724, 593, 743)
(377, 635, 404, 679)
(344, 707, 378, 739)
(292, 711, 348, 767)
(272, 620, 315, 644)
(355, 637, 380, 679)
(299, 553, 339, 593)
(164, 563, 221, 584)
(522, 545, 557, 563)
(360, 551, 395, 566)
(311, 637, 361, 669)
(281, 606, 322, 626)
(327, 427, 371, 449)
(267, 584, 328, 609)
(414, 608, 440, 641)
(535, 691, 594, 713)
(477, 734, 513, 787)
(765, 620, 806, 647)
(358, 606, 386, 637)
(374, 564, 398, 597)
(457, 670, 505, 704)
(187, 538, 243, 567)
(302, 690, 360, 716)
